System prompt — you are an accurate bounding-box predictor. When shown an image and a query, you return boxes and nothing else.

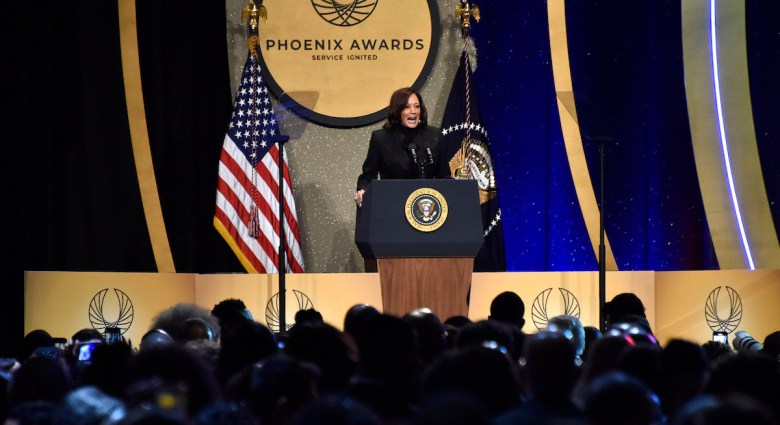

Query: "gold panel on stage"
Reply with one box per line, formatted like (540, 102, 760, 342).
(25, 270, 779, 348)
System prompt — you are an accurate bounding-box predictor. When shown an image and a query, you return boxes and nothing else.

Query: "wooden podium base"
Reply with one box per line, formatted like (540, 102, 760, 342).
(377, 257, 473, 320)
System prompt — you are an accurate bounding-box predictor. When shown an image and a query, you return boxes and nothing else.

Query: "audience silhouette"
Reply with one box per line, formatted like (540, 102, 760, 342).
(4, 292, 779, 425)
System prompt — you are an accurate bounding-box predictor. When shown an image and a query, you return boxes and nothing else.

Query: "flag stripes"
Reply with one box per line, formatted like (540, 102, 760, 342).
(214, 53, 304, 274)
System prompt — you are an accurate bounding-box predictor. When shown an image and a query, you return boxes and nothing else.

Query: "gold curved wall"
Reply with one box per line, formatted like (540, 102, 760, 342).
(682, 0, 780, 269)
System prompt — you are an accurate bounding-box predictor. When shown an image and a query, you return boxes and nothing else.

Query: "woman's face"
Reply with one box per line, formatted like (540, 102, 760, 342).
(400, 93, 421, 128)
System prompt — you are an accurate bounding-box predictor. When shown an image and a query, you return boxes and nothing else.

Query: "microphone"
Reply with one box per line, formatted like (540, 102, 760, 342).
(408, 143, 419, 165)
(425, 147, 434, 165)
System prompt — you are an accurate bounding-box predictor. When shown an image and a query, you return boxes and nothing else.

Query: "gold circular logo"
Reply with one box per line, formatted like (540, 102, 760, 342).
(405, 188, 448, 232)
(258, 0, 440, 127)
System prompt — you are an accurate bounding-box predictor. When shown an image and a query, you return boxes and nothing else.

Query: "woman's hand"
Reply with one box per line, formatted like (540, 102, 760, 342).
(355, 189, 366, 207)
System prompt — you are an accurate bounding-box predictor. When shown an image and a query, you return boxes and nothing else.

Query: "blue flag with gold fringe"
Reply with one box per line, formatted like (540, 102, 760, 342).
(441, 48, 506, 271)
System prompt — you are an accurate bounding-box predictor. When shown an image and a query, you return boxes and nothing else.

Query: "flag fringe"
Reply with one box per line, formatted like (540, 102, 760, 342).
(464, 36, 477, 72)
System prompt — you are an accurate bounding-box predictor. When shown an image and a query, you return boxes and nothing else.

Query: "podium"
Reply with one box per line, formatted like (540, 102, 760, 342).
(355, 179, 484, 320)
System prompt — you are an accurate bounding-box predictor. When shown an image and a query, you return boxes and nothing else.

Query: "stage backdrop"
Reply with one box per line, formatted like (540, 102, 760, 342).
(25, 270, 780, 347)
(7, 0, 779, 358)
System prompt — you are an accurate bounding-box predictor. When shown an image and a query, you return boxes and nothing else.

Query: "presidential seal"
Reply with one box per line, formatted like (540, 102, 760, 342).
(405, 188, 448, 232)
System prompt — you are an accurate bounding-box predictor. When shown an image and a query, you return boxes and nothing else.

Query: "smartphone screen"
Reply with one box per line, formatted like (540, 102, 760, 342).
(76, 342, 99, 362)
(712, 331, 728, 344)
(105, 327, 122, 344)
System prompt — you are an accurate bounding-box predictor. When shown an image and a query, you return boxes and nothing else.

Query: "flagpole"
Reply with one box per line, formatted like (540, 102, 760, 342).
(277, 135, 289, 334)
(243, 0, 294, 333)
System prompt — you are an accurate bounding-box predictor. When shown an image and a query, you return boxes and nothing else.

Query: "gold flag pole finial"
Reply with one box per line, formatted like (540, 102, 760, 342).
(242, 0, 268, 58)
(455, 0, 480, 38)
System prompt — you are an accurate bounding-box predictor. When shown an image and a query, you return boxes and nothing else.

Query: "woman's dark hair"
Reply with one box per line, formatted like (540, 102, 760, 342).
(384, 87, 427, 130)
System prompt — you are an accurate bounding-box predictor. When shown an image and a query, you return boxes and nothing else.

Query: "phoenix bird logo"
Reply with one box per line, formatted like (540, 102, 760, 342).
(311, 0, 379, 26)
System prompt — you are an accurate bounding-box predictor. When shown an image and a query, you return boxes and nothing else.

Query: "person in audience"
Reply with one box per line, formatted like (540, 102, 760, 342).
(216, 318, 278, 388)
(211, 298, 254, 324)
(582, 325, 602, 363)
(411, 389, 491, 425)
(149, 303, 220, 345)
(672, 393, 778, 425)
(495, 330, 584, 425)
(77, 339, 134, 398)
(128, 342, 221, 420)
(658, 339, 709, 423)
(573, 333, 633, 405)
(488, 291, 526, 330)
(582, 371, 662, 425)
(342, 303, 380, 347)
(705, 350, 780, 421)
(292, 308, 324, 328)
(403, 308, 447, 368)
(289, 394, 381, 425)
(51, 385, 125, 425)
(7, 356, 72, 409)
(4, 400, 57, 425)
(283, 321, 357, 395)
(193, 401, 259, 425)
(616, 343, 663, 402)
(603, 293, 647, 329)
(420, 344, 521, 419)
(548, 314, 586, 365)
(19, 330, 56, 363)
(243, 353, 321, 425)
(139, 329, 175, 352)
(456, 319, 522, 363)
(700, 340, 733, 364)
(442, 315, 472, 350)
(347, 313, 422, 424)
(762, 330, 780, 360)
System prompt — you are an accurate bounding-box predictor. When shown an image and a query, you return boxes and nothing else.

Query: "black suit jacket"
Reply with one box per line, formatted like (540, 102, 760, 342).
(356, 126, 450, 191)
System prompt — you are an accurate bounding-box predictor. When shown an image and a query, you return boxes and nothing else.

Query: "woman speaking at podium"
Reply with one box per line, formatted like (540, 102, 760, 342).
(355, 87, 450, 207)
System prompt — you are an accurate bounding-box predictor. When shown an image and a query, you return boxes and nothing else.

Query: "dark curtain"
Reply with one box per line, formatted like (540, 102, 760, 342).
(3, 0, 243, 358)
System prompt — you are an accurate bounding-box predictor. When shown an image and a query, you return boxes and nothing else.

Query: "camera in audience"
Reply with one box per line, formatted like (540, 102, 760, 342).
(732, 330, 763, 352)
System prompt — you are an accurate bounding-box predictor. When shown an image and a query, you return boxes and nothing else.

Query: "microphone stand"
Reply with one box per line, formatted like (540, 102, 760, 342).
(276, 134, 290, 335)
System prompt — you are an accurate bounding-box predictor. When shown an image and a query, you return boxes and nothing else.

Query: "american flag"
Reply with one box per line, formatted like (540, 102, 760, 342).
(214, 53, 304, 273)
